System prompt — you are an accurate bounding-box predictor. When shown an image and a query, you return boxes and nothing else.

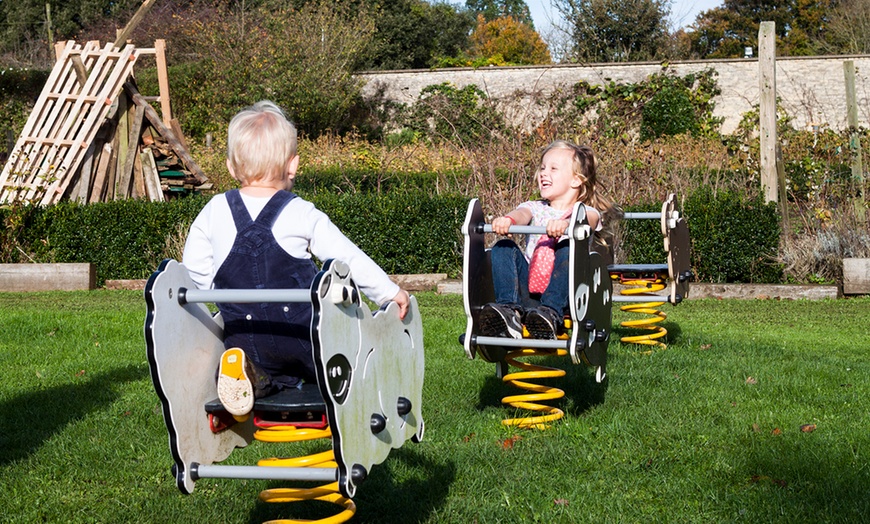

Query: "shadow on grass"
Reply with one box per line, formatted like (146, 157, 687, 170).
(737, 433, 870, 520)
(248, 447, 455, 523)
(475, 351, 608, 417)
(0, 364, 147, 465)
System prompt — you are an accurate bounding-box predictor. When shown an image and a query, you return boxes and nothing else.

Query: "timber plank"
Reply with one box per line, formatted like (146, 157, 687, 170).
(844, 258, 870, 295)
(141, 148, 164, 202)
(132, 144, 145, 199)
(89, 143, 113, 203)
(125, 82, 207, 184)
(117, 102, 145, 199)
(114, 94, 130, 199)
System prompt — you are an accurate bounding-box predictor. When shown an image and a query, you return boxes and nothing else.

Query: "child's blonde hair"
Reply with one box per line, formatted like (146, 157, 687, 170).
(227, 100, 298, 184)
(540, 140, 610, 211)
(542, 140, 619, 259)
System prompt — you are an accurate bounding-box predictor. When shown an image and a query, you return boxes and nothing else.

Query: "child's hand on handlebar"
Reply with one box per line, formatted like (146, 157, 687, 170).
(546, 218, 569, 238)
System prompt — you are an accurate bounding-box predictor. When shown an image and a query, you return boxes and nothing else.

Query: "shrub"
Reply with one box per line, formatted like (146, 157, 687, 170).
(779, 201, 870, 285)
(0, 192, 467, 284)
(400, 83, 508, 145)
(0, 67, 50, 138)
(615, 189, 783, 284)
(541, 68, 722, 141)
(640, 85, 698, 140)
(684, 188, 783, 283)
(617, 203, 669, 264)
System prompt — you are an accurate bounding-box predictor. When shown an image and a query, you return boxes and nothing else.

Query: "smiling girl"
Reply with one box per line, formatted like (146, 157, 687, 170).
(479, 140, 611, 340)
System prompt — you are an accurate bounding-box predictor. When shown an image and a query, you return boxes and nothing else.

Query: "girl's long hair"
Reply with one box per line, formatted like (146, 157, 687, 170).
(540, 140, 612, 211)
(541, 140, 622, 261)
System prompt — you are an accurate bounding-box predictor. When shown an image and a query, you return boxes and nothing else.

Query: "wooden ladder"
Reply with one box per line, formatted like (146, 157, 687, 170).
(0, 41, 143, 205)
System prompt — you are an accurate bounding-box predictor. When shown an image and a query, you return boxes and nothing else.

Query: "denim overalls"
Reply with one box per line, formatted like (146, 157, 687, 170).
(213, 189, 318, 390)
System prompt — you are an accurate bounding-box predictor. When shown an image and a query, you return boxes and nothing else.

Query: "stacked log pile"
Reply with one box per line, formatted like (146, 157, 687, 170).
(0, 39, 209, 206)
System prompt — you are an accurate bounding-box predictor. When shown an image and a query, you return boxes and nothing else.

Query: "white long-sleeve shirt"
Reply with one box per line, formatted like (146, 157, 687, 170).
(182, 192, 400, 306)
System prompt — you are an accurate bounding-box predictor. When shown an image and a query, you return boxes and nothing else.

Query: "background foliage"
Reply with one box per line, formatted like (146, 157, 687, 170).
(536, 68, 722, 142)
(0, 1, 867, 287)
(0, 189, 469, 284)
(1, 0, 868, 68)
(465, 14, 551, 66)
(0, 67, 48, 136)
(148, 0, 376, 139)
(554, 0, 671, 62)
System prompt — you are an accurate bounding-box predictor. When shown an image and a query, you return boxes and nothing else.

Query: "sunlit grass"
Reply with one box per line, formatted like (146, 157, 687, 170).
(0, 291, 868, 522)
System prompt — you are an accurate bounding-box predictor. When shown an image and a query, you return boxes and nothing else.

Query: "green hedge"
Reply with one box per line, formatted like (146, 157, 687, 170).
(311, 192, 467, 276)
(0, 192, 467, 284)
(620, 188, 782, 283)
(684, 188, 782, 283)
(7, 198, 208, 284)
(0, 188, 781, 285)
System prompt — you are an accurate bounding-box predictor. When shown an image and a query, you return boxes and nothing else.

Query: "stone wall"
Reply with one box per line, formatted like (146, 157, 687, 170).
(359, 55, 870, 135)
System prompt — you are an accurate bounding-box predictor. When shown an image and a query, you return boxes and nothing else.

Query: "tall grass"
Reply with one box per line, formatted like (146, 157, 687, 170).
(1, 291, 868, 522)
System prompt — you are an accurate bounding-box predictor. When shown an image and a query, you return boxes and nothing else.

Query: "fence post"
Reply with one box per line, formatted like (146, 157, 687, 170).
(844, 60, 865, 203)
(759, 21, 778, 204)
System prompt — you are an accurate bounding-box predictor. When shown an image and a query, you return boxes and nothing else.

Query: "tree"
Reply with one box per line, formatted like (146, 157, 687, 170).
(0, 0, 140, 66)
(820, 0, 870, 54)
(687, 0, 836, 58)
(362, 0, 474, 70)
(169, 0, 376, 137)
(469, 14, 551, 65)
(466, 0, 534, 27)
(554, 0, 670, 63)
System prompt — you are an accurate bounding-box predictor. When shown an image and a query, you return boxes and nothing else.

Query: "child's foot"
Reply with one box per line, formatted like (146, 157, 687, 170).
(479, 303, 524, 339)
(217, 348, 255, 418)
(524, 306, 563, 339)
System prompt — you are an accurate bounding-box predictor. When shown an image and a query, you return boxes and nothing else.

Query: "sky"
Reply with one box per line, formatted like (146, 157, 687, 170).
(525, 0, 725, 33)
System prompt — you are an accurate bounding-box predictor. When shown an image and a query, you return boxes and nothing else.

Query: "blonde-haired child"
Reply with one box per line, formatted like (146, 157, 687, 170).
(480, 140, 610, 340)
(183, 100, 409, 417)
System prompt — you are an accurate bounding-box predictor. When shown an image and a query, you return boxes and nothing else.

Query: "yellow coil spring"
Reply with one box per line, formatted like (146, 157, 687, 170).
(616, 277, 667, 351)
(501, 324, 570, 430)
(253, 425, 356, 524)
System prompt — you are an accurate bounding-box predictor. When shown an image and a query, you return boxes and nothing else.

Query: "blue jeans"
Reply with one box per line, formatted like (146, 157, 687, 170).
(490, 239, 570, 314)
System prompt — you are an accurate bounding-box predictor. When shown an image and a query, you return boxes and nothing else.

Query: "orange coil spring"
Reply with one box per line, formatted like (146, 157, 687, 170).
(253, 425, 356, 524)
(615, 277, 667, 350)
(501, 346, 569, 430)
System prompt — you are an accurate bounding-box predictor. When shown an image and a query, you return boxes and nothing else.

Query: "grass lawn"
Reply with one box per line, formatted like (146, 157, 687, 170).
(0, 290, 868, 523)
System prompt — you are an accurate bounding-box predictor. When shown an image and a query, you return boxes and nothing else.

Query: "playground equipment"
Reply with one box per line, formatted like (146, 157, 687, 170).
(460, 194, 691, 428)
(145, 258, 424, 523)
(610, 194, 692, 350)
(461, 199, 611, 429)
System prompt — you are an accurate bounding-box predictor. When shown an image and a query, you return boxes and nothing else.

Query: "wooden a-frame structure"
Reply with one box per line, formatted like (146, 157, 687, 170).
(0, 39, 208, 205)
